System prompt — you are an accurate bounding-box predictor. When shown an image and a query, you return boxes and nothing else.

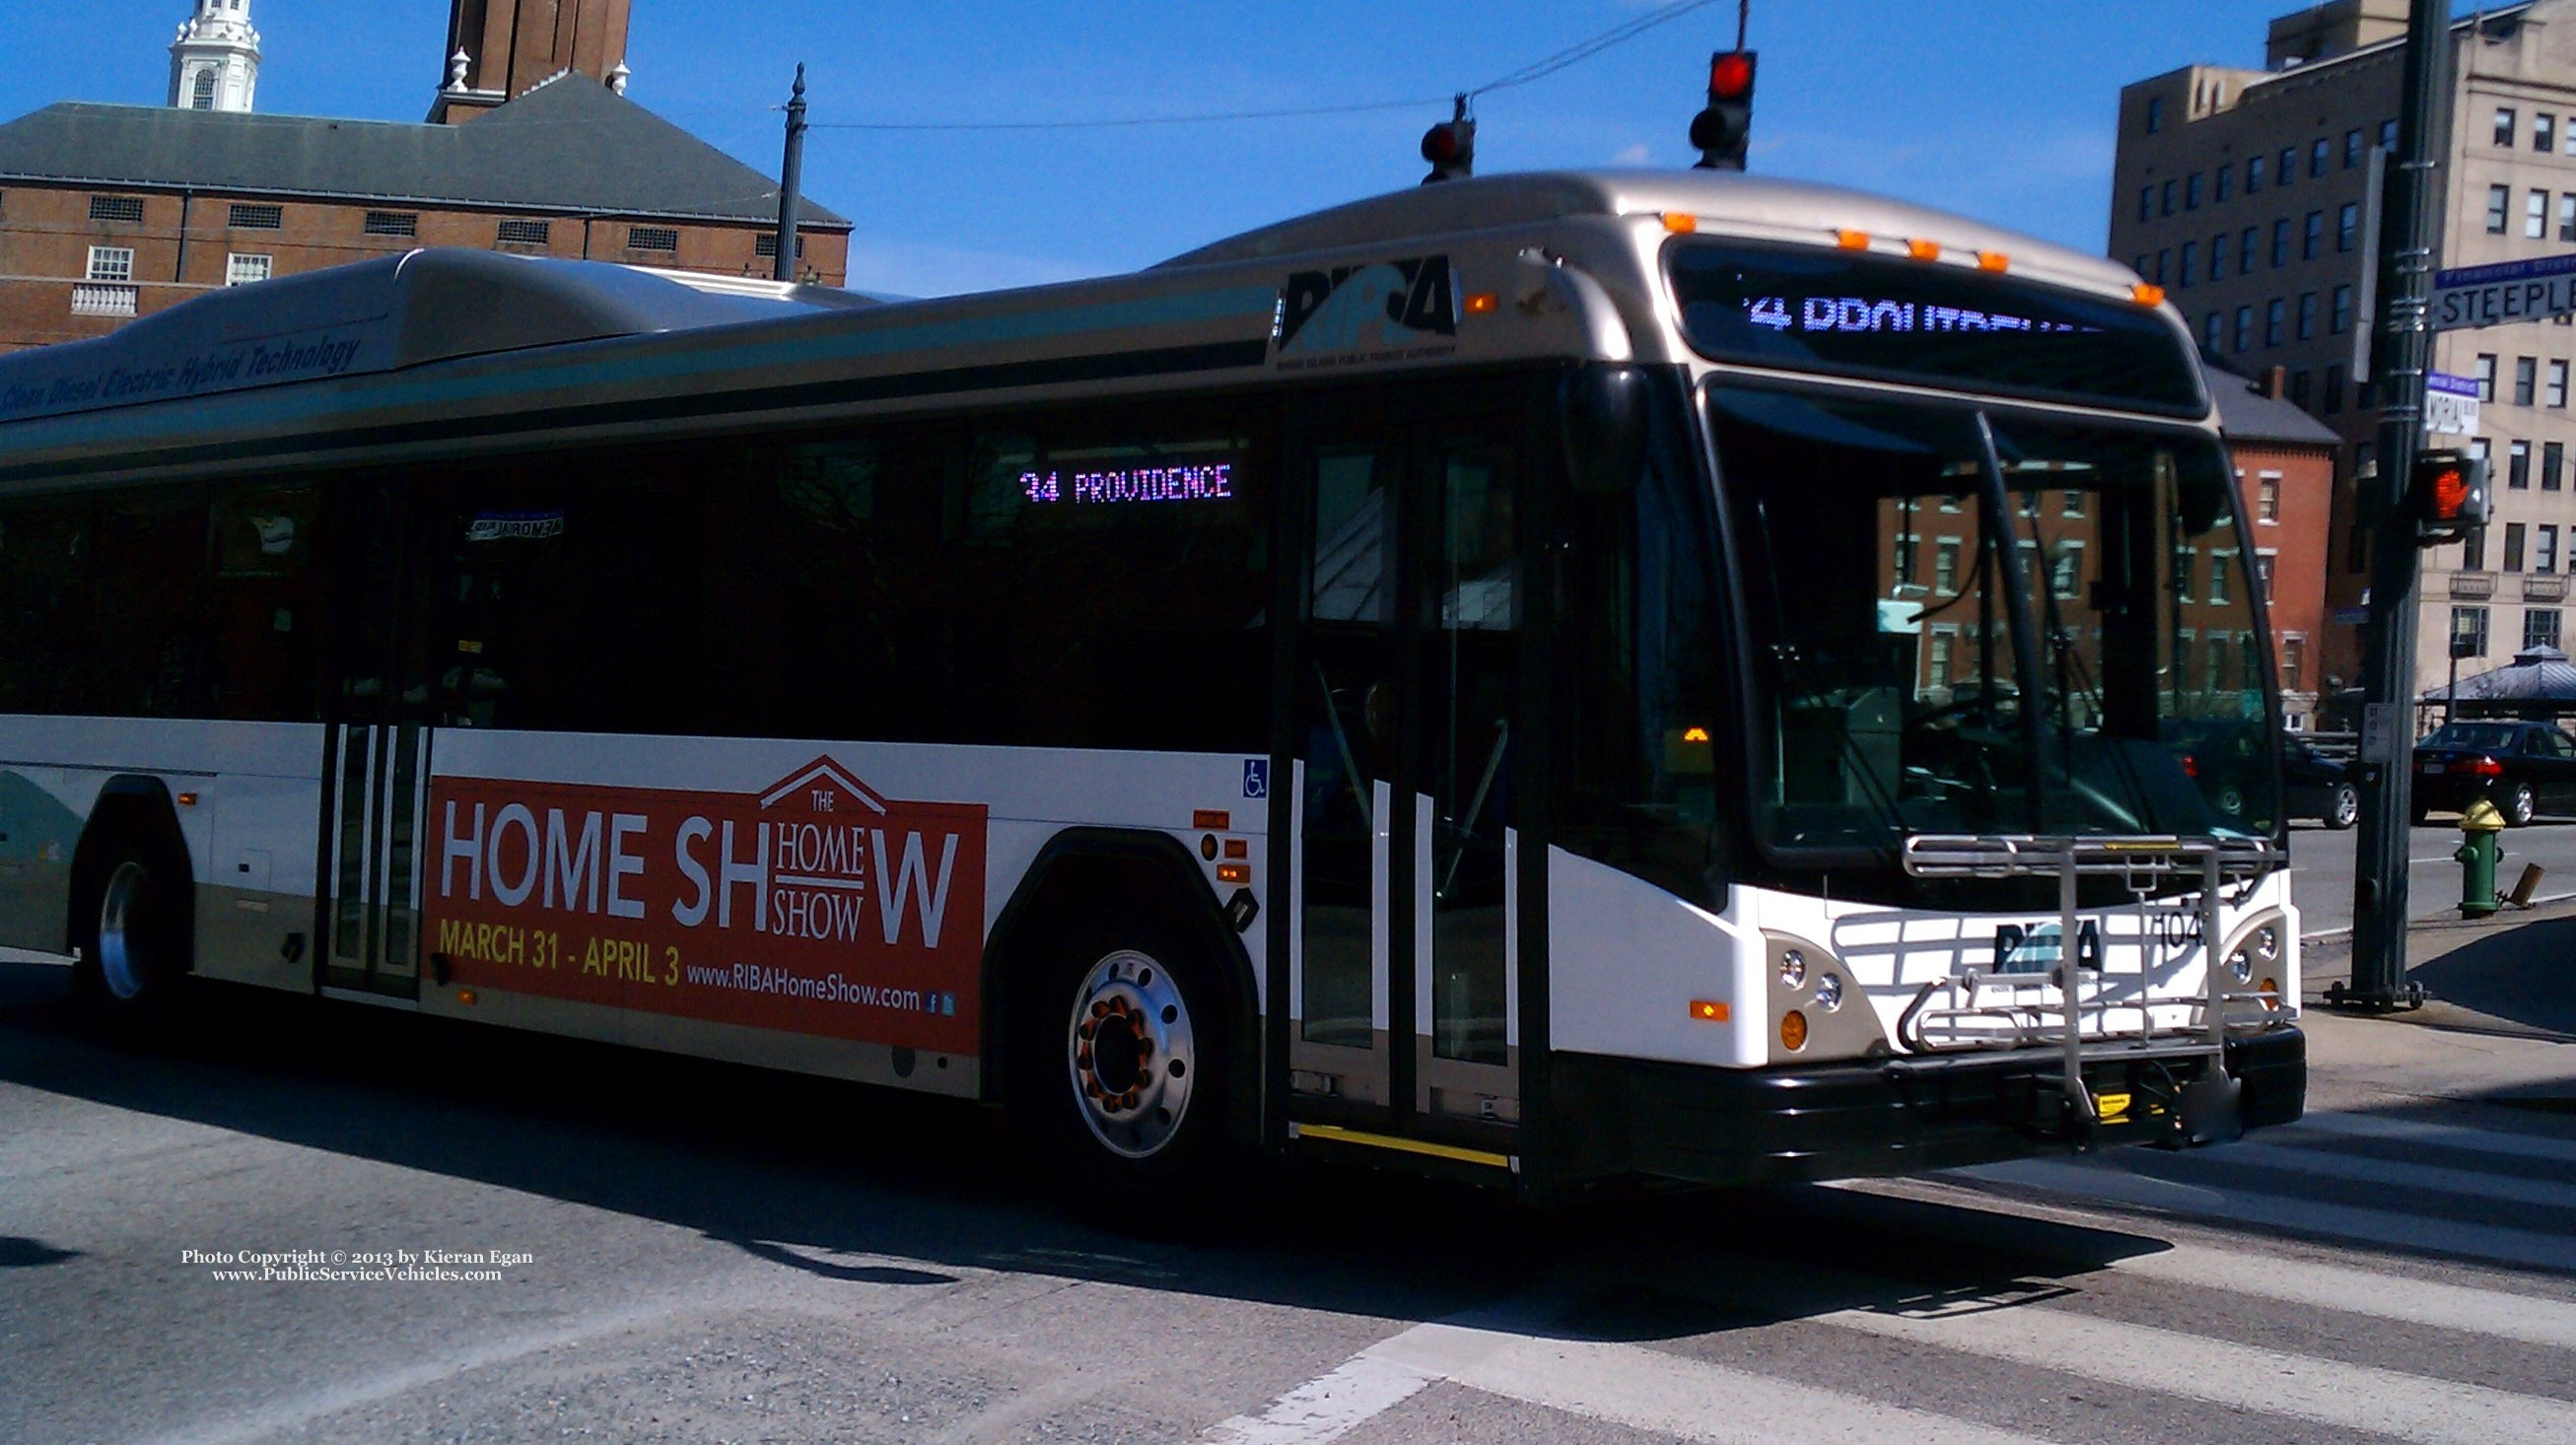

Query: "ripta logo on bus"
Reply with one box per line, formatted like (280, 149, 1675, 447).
(1273, 255, 1458, 365)
(422, 757, 987, 1052)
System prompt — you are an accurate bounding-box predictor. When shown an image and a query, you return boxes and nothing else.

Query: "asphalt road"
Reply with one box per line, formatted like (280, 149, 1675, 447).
(2286, 817, 2576, 939)
(5, 959, 2575, 1445)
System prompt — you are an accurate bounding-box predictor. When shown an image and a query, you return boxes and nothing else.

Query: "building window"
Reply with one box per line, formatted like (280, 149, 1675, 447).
(191, 72, 216, 110)
(2477, 354, 2498, 401)
(2505, 521, 2527, 571)
(1927, 630, 1955, 691)
(2145, 96, 2164, 133)
(2264, 297, 2285, 347)
(2518, 356, 2540, 405)
(2455, 606, 2491, 658)
(2203, 311, 2224, 352)
(1892, 531, 1917, 585)
(2497, 106, 2520, 147)
(84, 245, 133, 282)
(2243, 225, 2261, 272)
(2051, 542, 2084, 599)
(2063, 490, 2085, 517)
(2542, 524, 2561, 574)
(2331, 284, 2353, 335)
(2310, 137, 2330, 177)
(2258, 474, 2282, 521)
(2548, 441, 2566, 490)
(2511, 438, 2533, 490)
(2303, 209, 2324, 258)
(2134, 252, 2150, 277)
(1934, 538, 1961, 595)
(754, 233, 806, 259)
(2344, 126, 2365, 169)
(2529, 609, 2563, 652)
(2282, 635, 2307, 691)
(227, 203, 282, 230)
(2279, 146, 2298, 186)
(2380, 118, 2399, 149)
(2247, 154, 2264, 192)
(2553, 360, 2570, 408)
(2155, 248, 2170, 284)
(2489, 184, 2512, 234)
(363, 211, 418, 238)
(88, 194, 144, 224)
(2561, 194, 2576, 241)
(2290, 369, 2313, 408)
(2178, 241, 2195, 287)
(2465, 527, 2488, 572)
(2215, 164, 2232, 204)
(2255, 552, 2277, 601)
(2138, 185, 2153, 223)
(2210, 552, 2232, 604)
(2234, 305, 2255, 352)
(2297, 292, 2318, 340)
(2210, 230, 2229, 280)
(2325, 364, 2345, 413)
(627, 226, 681, 252)
(2161, 179, 2177, 217)
(2270, 218, 2290, 267)
(224, 252, 270, 286)
(496, 218, 551, 245)
(2336, 202, 2358, 252)
(2531, 189, 2550, 240)
(2186, 172, 2203, 210)
(2175, 547, 2197, 602)
(2541, 113, 2559, 153)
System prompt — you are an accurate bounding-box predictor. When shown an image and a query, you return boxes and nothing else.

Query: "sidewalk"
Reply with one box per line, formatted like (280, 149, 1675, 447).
(2299, 898, 2576, 1115)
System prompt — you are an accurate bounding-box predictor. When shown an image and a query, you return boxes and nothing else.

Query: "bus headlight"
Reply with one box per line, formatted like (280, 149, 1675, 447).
(1764, 931, 1889, 1064)
(1779, 948, 1807, 991)
(1814, 972, 1844, 1012)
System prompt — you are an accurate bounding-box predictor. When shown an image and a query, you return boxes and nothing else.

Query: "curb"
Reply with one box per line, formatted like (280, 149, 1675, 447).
(2299, 889, 2576, 944)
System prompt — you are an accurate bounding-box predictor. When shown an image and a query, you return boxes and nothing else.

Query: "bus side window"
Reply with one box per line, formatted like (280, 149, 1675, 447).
(0, 499, 92, 716)
(207, 484, 322, 722)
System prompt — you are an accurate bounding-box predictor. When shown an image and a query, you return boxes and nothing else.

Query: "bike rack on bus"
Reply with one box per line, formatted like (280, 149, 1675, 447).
(1899, 834, 2282, 1139)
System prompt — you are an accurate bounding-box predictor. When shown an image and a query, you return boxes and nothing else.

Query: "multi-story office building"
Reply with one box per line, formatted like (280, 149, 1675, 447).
(2112, 0, 2576, 713)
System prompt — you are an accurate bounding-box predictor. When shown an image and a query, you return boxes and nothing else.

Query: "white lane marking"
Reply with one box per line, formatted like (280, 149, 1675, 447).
(2163, 1137, 2576, 1210)
(1826, 1298, 2576, 1445)
(2107, 1242, 2576, 1352)
(1202, 1355, 1435, 1445)
(1207, 1310, 2059, 1445)
(1954, 1155, 2576, 1273)
(2283, 1110, 2576, 1166)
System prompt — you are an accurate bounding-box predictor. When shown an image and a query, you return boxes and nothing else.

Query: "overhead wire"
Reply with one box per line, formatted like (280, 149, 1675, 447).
(801, 0, 1731, 133)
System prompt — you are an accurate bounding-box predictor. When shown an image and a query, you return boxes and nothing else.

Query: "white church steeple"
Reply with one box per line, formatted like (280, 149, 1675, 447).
(170, 0, 261, 113)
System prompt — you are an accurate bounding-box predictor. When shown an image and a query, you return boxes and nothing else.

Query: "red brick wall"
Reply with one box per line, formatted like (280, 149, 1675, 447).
(2233, 438, 2340, 722)
(0, 180, 851, 354)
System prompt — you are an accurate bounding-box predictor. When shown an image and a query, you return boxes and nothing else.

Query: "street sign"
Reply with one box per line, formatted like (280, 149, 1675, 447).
(2425, 372, 2480, 434)
(2433, 251, 2576, 329)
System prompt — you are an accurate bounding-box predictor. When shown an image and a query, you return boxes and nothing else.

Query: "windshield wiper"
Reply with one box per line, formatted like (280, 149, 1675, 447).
(1973, 414, 2051, 833)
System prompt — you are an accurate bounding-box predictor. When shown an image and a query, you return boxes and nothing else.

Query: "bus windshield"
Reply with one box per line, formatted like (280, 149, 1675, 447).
(1709, 387, 2275, 871)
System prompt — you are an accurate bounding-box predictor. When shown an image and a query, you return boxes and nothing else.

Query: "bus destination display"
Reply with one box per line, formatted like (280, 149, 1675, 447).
(1668, 241, 2206, 415)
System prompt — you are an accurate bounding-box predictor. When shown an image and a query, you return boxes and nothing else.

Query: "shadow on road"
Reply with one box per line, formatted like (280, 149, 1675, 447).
(0, 960, 2180, 1342)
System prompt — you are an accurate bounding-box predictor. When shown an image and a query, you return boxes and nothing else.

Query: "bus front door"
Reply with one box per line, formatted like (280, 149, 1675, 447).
(1291, 419, 1522, 1145)
(315, 474, 433, 1002)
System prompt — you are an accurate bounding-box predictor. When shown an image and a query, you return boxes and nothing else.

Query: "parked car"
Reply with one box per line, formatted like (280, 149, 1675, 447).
(2281, 733, 2358, 829)
(2410, 719, 2576, 826)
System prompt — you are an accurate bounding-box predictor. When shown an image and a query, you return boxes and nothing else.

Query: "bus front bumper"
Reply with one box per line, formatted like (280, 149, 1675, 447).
(1550, 1027, 2305, 1190)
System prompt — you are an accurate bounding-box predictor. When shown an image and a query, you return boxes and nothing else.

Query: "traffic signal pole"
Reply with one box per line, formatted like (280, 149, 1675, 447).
(2341, 0, 2450, 1011)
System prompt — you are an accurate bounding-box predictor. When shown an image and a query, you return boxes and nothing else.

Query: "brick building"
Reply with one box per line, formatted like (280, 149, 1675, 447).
(2214, 365, 2345, 727)
(0, 0, 850, 355)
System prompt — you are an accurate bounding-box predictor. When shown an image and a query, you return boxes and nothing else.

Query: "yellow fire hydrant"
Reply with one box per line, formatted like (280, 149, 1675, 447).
(2456, 797, 2507, 919)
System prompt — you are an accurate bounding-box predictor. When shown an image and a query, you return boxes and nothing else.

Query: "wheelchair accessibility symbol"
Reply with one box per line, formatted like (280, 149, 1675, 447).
(1242, 759, 1270, 799)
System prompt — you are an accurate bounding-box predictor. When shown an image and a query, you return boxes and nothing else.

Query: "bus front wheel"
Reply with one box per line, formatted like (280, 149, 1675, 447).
(1015, 915, 1230, 1204)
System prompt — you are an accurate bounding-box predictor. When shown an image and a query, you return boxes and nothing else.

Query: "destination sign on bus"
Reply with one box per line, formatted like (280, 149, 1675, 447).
(1022, 461, 1235, 506)
(1668, 240, 2207, 416)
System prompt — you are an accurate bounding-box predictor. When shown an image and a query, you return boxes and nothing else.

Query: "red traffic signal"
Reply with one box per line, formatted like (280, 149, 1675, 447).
(2411, 447, 2491, 543)
(1692, 50, 1757, 172)
(1421, 95, 1475, 185)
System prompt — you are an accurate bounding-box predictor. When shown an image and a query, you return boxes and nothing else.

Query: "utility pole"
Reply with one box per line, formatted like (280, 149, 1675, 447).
(2340, 0, 2450, 1011)
(773, 63, 807, 284)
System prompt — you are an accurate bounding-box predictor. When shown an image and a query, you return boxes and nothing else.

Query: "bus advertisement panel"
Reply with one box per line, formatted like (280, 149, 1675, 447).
(424, 755, 987, 1055)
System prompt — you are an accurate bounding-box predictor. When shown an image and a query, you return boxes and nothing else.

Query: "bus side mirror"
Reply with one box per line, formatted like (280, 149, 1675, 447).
(1562, 364, 1649, 495)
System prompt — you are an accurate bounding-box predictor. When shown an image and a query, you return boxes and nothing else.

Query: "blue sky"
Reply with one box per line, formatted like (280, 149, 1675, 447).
(0, 3, 2442, 296)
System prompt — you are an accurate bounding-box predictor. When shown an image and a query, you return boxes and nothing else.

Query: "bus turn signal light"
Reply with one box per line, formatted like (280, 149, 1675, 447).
(1662, 212, 1699, 234)
(1217, 863, 1251, 884)
(2131, 282, 2166, 307)
(1835, 229, 1870, 250)
(1780, 1009, 1809, 1051)
(1690, 998, 1728, 1022)
(1976, 250, 2010, 272)
(1465, 292, 1498, 314)
(1907, 239, 1940, 261)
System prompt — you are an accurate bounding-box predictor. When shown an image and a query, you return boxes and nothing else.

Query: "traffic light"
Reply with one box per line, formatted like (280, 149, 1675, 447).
(1691, 50, 1757, 171)
(1422, 97, 1475, 184)
(2411, 447, 2491, 545)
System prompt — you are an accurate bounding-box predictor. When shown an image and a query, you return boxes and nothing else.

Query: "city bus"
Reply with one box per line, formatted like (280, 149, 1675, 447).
(0, 168, 2304, 1199)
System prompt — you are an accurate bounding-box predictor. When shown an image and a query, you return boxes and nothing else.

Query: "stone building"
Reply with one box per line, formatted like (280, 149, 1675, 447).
(2111, 0, 2576, 711)
(0, 0, 849, 355)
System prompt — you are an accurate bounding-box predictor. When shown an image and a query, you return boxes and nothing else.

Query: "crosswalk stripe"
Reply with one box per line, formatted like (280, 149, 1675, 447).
(1953, 1155, 2576, 1273)
(2105, 1241, 2576, 1351)
(1823, 1296, 2576, 1445)
(1207, 1306, 2062, 1445)
(2152, 1136, 2576, 1211)
(2281, 1110, 2576, 1165)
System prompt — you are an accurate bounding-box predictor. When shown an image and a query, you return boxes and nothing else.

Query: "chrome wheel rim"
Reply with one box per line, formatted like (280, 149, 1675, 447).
(2332, 789, 2358, 828)
(2513, 786, 2536, 824)
(98, 860, 149, 1002)
(1066, 949, 1196, 1160)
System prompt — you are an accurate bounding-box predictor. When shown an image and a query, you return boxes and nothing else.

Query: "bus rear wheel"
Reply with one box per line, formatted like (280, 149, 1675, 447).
(71, 840, 188, 1025)
(1014, 916, 1230, 1205)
